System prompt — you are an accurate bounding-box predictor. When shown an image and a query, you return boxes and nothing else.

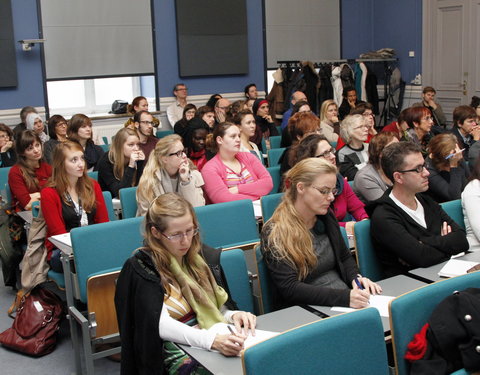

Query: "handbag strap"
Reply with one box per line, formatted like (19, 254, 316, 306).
(7, 289, 29, 318)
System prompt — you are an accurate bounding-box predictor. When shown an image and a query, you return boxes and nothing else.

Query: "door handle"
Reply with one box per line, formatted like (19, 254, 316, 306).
(463, 80, 467, 95)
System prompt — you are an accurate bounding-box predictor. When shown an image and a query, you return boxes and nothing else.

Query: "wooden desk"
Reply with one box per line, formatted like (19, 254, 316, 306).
(180, 306, 321, 375)
(408, 252, 480, 283)
(309, 274, 427, 332)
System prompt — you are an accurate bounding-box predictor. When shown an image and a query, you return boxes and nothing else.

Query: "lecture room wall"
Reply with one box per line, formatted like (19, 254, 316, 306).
(0, 0, 422, 111)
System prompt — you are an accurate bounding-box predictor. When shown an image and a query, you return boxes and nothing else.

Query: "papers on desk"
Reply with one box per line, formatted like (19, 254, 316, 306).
(49, 233, 72, 255)
(252, 200, 262, 219)
(331, 295, 395, 317)
(438, 259, 480, 278)
(207, 323, 279, 352)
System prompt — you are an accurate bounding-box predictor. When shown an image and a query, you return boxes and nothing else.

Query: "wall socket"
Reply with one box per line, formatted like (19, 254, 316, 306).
(409, 51, 415, 57)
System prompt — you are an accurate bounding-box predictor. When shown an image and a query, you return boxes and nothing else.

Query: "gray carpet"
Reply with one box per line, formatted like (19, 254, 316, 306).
(0, 269, 120, 375)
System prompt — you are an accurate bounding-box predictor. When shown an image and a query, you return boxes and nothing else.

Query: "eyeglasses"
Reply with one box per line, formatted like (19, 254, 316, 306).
(161, 228, 198, 242)
(397, 163, 427, 174)
(311, 186, 338, 196)
(315, 148, 336, 158)
(140, 120, 154, 126)
(175, 88, 187, 91)
(168, 149, 186, 158)
(362, 112, 375, 118)
(354, 125, 369, 130)
(55, 122, 67, 127)
(422, 116, 433, 122)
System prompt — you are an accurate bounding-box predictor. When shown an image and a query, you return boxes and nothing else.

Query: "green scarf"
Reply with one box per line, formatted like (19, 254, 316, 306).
(168, 253, 228, 329)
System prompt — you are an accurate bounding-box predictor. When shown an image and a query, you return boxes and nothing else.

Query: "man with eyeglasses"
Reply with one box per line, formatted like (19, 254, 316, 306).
(166, 83, 189, 127)
(367, 141, 468, 278)
(214, 98, 231, 124)
(134, 110, 159, 159)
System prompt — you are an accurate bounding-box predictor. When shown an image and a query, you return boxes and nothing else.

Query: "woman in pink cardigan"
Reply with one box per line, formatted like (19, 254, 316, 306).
(201, 122, 273, 203)
(294, 134, 368, 235)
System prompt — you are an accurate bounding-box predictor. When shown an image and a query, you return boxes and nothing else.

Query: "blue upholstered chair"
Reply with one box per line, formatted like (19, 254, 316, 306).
(242, 307, 389, 375)
(102, 190, 117, 221)
(266, 166, 281, 195)
(354, 219, 384, 281)
(156, 129, 174, 138)
(220, 248, 254, 313)
(119, 186, 138, 219)
(260, 192, 283, 223)
(440, 199, 465, 230)
(87, 171, 98, 181)
(390, 271, 480, 375)
(262, 135, 282, 151)
(0, 166, 12, 207)
(255, 245, 275, 314)
(267, 148, 286, 167)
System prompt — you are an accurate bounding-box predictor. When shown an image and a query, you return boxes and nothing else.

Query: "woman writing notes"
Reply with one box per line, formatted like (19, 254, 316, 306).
(115, 194, 256, 374)
(261, 158, 381, 309)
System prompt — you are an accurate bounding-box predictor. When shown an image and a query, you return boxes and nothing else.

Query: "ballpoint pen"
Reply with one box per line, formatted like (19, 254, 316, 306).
(445, 148, 465, 160)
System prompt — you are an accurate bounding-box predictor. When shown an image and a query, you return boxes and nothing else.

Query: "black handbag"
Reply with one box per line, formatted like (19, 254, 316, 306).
(109, 100, 128, 114)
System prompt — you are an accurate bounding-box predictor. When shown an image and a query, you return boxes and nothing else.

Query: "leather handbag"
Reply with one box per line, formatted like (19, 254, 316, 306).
(0, 287, 64, 356)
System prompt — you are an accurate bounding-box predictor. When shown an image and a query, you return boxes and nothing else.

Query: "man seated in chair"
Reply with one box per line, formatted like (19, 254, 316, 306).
(366, 142, 468, 277)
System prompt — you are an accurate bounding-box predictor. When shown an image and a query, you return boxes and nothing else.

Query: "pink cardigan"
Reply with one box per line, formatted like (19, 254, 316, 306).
(201, 152, 273, 203)
(333, 178, 368, 227)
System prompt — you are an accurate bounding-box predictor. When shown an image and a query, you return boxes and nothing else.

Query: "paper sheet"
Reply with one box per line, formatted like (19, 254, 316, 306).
(332, 295, 395, 317)
(438, 259, 479, 278)
(207, 323, 279, 351)
(252, 199, 263, 219)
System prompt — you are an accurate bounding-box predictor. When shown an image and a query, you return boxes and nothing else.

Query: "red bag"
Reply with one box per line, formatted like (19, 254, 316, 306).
(0, 287, 64, 356)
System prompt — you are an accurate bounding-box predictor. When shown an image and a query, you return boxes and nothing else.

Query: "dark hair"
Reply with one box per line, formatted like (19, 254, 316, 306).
(342, 87, 356, 98)
(206, 122, 237, 153)
(470, 96, 480, 109)
(368, 132, 399, 169)
(181, 104, 197, 120)
(68, 113, 93, 145)
(349, 102, 373, 115)
(0, 123, 14, 140)
(15, 130, 44, 191)
(232, 109, 254, 126)
(173, 83, 186, 92)
(244, 83, 256, 98)
(397, 107, 411, 126)
(20, 106, 37, 123)
(469, 155, 480, 182)
(294, 133, 329, 164)
(127, 96, 147, 114)
(405, 106, 430, 129)
(196, 106, 214, 119)
(292, 101, 310, 115)
(133, 110, 152, 123)
(423, 86, 436, 94)
(230, 100, 245, 117)
(47, 115, 67, 140)
(380, 141, 423, 182)
(206, 94, 222, 108)
(453, 105, 476, 127)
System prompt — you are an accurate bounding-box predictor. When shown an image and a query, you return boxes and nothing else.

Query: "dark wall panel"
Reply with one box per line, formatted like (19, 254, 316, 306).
(0, 0, 18, 87)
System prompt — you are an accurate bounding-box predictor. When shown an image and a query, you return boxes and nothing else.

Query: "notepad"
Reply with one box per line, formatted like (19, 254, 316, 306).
(207, 323, 279, 351)
(332, 295, 395, 317)
(438, 259, 479, 278)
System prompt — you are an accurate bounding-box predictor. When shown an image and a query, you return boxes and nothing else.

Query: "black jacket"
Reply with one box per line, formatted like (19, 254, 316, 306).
(367, 190, 469, 278)
(114, 245, 237, 375)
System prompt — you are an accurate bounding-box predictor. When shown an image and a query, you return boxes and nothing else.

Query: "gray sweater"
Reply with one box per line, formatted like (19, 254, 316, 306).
(353, 163, 390, 203)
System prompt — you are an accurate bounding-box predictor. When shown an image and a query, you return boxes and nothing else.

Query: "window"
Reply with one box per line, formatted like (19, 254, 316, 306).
(47, 76, 141, 117)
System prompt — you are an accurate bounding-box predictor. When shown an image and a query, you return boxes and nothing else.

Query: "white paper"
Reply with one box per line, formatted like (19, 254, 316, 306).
(438, 259, 479, 278)
(252, 200, 262, 219)
(207, 323, 279, 352)
(332, 295, 395, 318)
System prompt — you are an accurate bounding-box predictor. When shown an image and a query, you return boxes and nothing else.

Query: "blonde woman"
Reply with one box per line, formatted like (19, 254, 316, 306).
(319, 99, 340, 144)
(136, 134, 205, 216)
(97, 127, 145, 198)
(261, 158, 381, 309)
(115, 194, 256, 374)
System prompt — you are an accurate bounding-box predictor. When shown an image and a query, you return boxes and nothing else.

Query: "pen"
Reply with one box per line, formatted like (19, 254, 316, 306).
(227, 325, 236, 335)
(354, 277, 364, 290)
(445, 148, 465, 160)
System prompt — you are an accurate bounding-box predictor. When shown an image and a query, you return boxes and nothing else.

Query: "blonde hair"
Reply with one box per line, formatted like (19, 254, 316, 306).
(143, 193, 204, 295)
(265, 158, 337, 279)
(340, 114, 365, 144)
(319, 99, 337, 122)
(108, 127, 139, 181)
(136, 134, 183, 205)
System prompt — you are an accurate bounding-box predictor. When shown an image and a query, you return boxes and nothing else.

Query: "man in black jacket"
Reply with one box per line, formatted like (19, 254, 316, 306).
(367, 142, 469, 277)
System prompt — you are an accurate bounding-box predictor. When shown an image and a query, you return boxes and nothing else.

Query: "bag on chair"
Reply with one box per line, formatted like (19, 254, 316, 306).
(0, 286, 64, 356)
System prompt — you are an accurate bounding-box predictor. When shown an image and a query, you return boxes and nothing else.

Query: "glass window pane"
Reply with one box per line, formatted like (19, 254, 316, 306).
(94, 77, 134, 105)
(47, 80, 86, 108)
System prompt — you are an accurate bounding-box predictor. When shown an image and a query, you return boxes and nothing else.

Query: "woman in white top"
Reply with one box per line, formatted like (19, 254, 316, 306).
(233, 110, 262, 161)
(461, 158, 480, 251)
(319, 99, 340, 144)
(136, 134, 205, 216)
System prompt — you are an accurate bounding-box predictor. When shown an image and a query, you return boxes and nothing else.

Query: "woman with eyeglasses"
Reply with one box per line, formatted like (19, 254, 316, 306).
(115, 193, 256, 374)
(402, 106, 434, 157)
(43, 115, 68, 164)
(0, 123, 16, 167)
(425, 133, 469, 203)
(294, 134, 368, 236)
(97, 127, 145, 198)
(337, 114, 370, 181)
(42, 141, 109, 272)
(136, 134, 205, 216)
(335, 103, 376, 151)
(67, 114, 105, 172)
(202, 122, 273, 203)
(261, 158, 381, 310)
(353, 132, 399, 203)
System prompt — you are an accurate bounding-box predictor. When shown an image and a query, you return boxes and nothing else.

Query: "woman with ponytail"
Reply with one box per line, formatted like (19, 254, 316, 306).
(260, 157, 381, 309)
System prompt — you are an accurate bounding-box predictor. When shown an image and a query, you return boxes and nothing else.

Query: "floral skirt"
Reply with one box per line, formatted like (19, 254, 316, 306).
(164, 341, 211, 375)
